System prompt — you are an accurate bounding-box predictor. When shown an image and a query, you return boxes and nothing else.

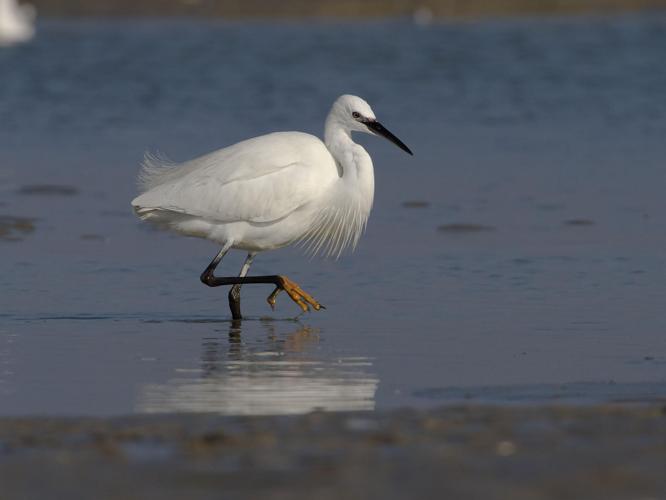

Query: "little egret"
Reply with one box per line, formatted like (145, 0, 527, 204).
(131, 94, 412, 319)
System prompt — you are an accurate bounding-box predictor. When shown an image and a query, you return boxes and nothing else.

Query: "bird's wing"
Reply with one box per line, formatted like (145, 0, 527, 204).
(133, 132, 335, 224)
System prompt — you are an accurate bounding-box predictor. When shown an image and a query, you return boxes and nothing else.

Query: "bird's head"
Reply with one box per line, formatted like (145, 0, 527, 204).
(330, 94, 413, 155)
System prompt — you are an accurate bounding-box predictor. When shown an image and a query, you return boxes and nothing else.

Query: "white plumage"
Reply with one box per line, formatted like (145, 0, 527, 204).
(131, 94, 412, 317)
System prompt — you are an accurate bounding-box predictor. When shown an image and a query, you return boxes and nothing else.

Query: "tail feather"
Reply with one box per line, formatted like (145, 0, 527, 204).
(137, 151, 180, 191)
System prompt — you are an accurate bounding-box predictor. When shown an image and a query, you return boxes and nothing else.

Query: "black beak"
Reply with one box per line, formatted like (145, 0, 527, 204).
(365, 120, 413, 156)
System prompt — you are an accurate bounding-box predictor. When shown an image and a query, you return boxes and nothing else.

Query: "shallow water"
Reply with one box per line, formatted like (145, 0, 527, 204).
(1, 15, 665, 415)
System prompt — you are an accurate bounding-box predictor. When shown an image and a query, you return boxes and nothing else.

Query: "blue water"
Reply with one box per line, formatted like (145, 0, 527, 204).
(1, 15, 665, 415)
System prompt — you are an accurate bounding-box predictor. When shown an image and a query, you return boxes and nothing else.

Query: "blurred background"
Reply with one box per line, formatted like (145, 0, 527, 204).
(1, 1, 665, 416)
(21, 0, 666, 17)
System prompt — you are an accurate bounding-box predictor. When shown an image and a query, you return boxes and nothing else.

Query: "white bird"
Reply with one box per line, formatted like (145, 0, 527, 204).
(0, 0, 35, 46)
(131, 94, 412, 320)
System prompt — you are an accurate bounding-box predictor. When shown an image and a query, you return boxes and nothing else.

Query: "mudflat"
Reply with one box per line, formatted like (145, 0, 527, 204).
(1, 405, 664, 499)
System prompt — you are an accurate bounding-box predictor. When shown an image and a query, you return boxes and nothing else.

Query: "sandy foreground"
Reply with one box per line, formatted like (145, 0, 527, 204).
(1, 405, 664, 499)
(27, 0, 666, 17)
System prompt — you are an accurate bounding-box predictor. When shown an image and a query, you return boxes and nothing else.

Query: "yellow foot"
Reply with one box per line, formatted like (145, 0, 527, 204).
(266, 276, 325, 313)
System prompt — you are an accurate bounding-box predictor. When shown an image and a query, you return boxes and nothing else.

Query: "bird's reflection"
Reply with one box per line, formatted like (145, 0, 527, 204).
(201, 320, 321, 377)
(137, 320, 378, 415)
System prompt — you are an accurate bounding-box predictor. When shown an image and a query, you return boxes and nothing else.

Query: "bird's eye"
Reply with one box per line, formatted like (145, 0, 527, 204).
(352, 111, 361, 119)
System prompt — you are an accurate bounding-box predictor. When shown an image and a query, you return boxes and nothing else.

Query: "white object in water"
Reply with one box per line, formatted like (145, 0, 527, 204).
(0, 0, 35, 46)
(132, 94, 412, 318)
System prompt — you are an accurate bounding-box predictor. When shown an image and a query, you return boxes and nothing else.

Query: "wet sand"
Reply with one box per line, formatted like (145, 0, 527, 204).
(28, 0, 666, 18)
(1, 405, 664, 499)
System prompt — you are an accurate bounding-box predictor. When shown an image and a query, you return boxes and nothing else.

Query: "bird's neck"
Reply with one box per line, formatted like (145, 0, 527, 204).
(324, 119, 371, 175)
(323, 119, 375, 215)
(324, 118, 352, 167)
(299, 118, 374, 258)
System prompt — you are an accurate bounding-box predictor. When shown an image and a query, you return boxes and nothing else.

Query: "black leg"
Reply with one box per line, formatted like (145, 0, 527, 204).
(199, 248, 323, 317)
(228, 253, 255, 320)
(200, 250, 283, 320)
(200, 269, 284, 288)
(228, 285, 242, 321)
